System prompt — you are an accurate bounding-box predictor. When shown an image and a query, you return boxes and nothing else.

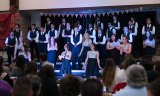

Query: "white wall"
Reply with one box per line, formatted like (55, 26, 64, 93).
(0, 0, 9, 11)
(19, 0, 160, 10)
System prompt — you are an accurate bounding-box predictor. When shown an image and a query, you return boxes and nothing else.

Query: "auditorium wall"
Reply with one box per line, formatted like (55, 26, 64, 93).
(19, 0, 160, 10)
(0, 0, 9, 11)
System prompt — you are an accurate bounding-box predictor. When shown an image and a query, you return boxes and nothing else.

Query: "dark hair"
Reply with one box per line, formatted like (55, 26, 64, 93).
(81, 79, 103, 96)
(39, 65, 56, 83)
(32, 24, 36, 26)
(155, 61, 160, 72)
(148, 78, 160, 96)
(0, 56, 4, 74)
(122, 35, 129, 43)
(103, 58, 116, 87)
(16, 24, 20, 28)
(60, 74, 81, 96)
(13, 77, 32, 96)
(48, 37, 56, 48)
(26, 75, 41, 96)
(144, 31, 154, 41)
(39, 53, 47, 62)
(109, 34, 118, 42)
(16, 55, 25, 70)
(141, 60, 153, 71)
(121, 55, 136, 70)
(90, 43, 97, 51)
(24, 61, 37, 76)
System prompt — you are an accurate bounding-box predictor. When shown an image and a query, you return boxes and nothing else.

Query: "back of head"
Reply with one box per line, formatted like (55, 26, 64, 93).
(39, 53, 47, 62)
(26, 75, 41, 96)
(148, 78, 160, 96)
(81, 79, 103, 96)
(60, 74, 81, 96)
(24, 61, 37, 76)
(103, 58, 116, 87)
(12, 77, 32, 96)
(16, 55, 25, 70)
(39, 65, 56, 82)
(121, 56, 136, 70)
(126, 64, 147, 88)
(141, 60, 153, 71)
(0, 80, 12, 96)
(0, 56, 4, 74)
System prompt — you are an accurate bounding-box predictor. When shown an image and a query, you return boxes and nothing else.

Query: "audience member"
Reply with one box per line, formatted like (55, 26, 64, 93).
(26, 75, 41, 96)
(148, 78, 160, 96)
(81, 79, 103, 96)
(23, 61, 37, 76)
(0, 80, 12, 96)
(39, 53, 54, 67)
(102, 58, 126, 92)
(113, 64, 147, 96)
(39, 64, 60, 96)
(10, 55, 25, 77)
(12, 77, 33, 96)
(60, 74, 81, 96)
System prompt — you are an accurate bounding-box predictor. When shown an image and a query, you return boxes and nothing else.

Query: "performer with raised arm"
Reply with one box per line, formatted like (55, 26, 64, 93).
(85, 43, 101, 78)
(13, 24, 22, 39)
(27, 24, 39, 61)
(59, 44, 72, 76)
(37, 27, 49, 54)
(70, 25, 82, 69)
(5, 32, 17, 64)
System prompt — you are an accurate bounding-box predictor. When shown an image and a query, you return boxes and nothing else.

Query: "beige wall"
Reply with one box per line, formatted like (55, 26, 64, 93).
(19, 0, 160, 10)
(0, 0, 9, 11)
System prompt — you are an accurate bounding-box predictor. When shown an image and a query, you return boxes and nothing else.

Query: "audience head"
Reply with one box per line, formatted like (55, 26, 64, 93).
(39, 65, 56, 82)
(24, 61, 37, 76)
(103, 58, 116, 87)
(26, 75, 41, 96)
(39, 53, 47, 62)
(126, 64, 147, 88)
(141, 60, 153, 71)
(0, 56, 4, 73)
(154, 61, 160, 72)
(0, 80, 12, 96)
(12, 77, 33, 96)
(16, 55, 25, 70)
(60, 74, 81, 96)
(81, 79, 103, 96)
(148, 78, 160, 96)
(121, 54, 136, 70)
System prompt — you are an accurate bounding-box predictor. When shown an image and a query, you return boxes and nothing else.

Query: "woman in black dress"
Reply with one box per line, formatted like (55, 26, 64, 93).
(85, 43, 102, 78)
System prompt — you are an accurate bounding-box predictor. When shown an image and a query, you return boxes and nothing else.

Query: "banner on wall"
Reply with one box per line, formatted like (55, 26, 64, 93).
(0, 13, 11, 49)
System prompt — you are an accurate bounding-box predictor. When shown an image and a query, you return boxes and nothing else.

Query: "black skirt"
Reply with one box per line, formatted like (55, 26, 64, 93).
(86, 58, 99, 77)
(144, 46, 155, 56)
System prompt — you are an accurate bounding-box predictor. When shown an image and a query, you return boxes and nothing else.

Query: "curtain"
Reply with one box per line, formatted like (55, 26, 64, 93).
(0, 13, 11, 49)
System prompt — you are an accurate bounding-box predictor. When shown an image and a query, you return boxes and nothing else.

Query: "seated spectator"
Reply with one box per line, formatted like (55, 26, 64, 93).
(0, 80, 12, 96)
(39, 64, 60, 96)
(102, 58, 126, 92)
(152, 48, 160, 62)
(0, 56, 13, 86)
(10, 55, 25, 77)
(81, 78, 103, 96)
(141, 60, 160, 83)
(113, 64, 147, 96)
(26, 75, 41, 96)
(120, 54, 136, 69)
(12, 77, 33, 96)
(39, 53, 54, 67)
(154, 61, 160, 72)
(23, 61, 37, 76)
(148, 78, 160, 96)
(59, 74, 81, 96)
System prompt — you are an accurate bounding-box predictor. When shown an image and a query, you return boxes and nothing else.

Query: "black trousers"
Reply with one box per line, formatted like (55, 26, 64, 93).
(29, 41, 39, 61)
(6, 47, 15, 64)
